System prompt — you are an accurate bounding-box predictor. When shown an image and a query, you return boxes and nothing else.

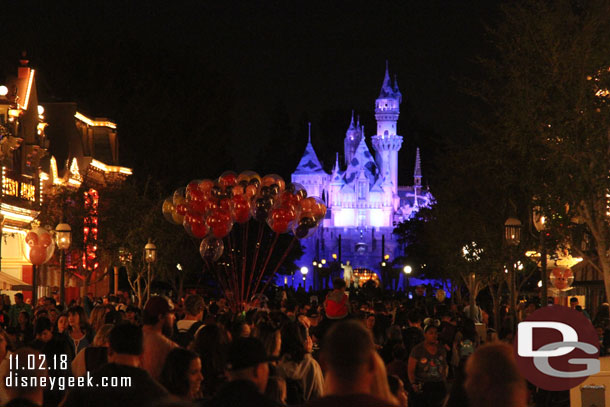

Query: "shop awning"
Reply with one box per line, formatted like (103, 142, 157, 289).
(0, 272, 31, 291)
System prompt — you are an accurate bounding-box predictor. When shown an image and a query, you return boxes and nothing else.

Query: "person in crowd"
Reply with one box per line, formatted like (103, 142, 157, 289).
(89, 305, 110, 335)
(0, 347, 46, 407)
(381, 325, 404, 363)
(160, 347, 204, 402)
(29, 317, 53, 351)
(54, 312, 68, 336)
(65, 306, 92, 358)
(71, 324, 113, 377)
(47, 308, 59, 326)
(462, 299, 483, 324)
(174, 294, 205, 348)
(276, 321, 324, 403)
(0, 299, 9, 330)
(369, 351, 399, 405)
(464, 342, 527, 407)
(451, 318, 478, 369)
(304, 319, 392, 407)
(206, 337, 279, 407)
(140, 296, 178, 381)
(386, 345, 408, 387)
(61, 323, 168, 407)
(387, 375, 408, 407)
(324, 278, 350, 320)
(15, 311, 34, 347)
(125, 305, 141, 325)
(408, 322, 447, 407)
(253, 321, 282, 361)
(8, 293, 32, 328)
(191, 324, 229, 396)
(402, 310, 424, 358)
(265, 376, 287, 406)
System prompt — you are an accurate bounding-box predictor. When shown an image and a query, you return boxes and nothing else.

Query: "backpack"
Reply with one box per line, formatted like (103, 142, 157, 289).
(173, 321, 204, 348)
(458, 339, 475, 359)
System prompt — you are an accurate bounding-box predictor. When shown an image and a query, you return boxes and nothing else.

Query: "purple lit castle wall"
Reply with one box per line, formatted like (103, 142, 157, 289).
(284, 63, 434, 291)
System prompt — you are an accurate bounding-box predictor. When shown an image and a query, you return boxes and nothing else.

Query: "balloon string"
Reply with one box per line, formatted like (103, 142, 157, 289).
(246, 222, 265, 303)
(241, 222, 249, 306)
(226, 232, 240, 310)
(204, 258, 229, 302)
(259, 236, 297, 296)
(251, 232, 279, 301)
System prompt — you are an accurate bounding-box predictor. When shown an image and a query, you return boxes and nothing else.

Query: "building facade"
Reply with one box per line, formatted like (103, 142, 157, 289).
(291, 63, 433, 289)
(0, 55, 131, 302)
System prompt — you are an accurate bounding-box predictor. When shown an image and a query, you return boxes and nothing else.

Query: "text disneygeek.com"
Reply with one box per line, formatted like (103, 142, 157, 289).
(5, 372, 132, 391)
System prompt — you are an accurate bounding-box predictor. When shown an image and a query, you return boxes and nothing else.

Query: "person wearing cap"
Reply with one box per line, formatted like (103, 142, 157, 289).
(206, 337, 280, 407)
(304, 320, 393, 407)
(140, 296, 178, 381)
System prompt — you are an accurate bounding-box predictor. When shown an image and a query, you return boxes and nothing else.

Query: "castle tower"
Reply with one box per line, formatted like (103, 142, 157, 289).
(343, 111, 362, 166)
(371, 61, 403, 197)
(292, 123, 328, 199)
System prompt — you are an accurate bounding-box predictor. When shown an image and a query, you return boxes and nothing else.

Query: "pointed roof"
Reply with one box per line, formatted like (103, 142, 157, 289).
(414, 148, 422, 178)
(331, 152, 344, 184)
(378, 60, 401, 100)
(343, 136, 378, 186)
(347, 110, 356, 132)
(294, 123, 326, 175)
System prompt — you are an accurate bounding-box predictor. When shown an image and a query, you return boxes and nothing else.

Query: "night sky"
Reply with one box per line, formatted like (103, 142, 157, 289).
(2, 0, 500, 190)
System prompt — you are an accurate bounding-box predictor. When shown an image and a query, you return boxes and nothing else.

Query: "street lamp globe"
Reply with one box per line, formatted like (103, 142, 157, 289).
(144, 239, 157, 263)
(300, 266, 309, 275)
(55, 223, 72, 250)
(403, 265, 412, 274)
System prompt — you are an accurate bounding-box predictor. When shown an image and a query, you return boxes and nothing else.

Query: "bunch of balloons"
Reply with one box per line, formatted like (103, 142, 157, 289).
(24, 227, 55, 266)
(162, 171, 327, 261)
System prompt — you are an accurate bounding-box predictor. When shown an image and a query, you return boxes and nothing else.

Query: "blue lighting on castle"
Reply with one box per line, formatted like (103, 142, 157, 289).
(281, 62, 435, 291)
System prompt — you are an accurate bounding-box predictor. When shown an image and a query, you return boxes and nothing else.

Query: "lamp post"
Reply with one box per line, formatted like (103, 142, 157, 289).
(144, 239, 157, 302)
(533, 210, 548, 306)
(504, 217, 522, 333)
(55, 222, 72, 306)
(300, 266, 308, 289)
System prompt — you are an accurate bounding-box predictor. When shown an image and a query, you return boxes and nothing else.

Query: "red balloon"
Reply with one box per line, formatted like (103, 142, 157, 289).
(268, 206, 296, 234)
(29, 245, 46, 265)
(185, 181, 201, 199)
(218, 171, 238, 189)
(231, 195, 251, 223)
(207, 209, 233, 239)
(190, 222, 209, 239)
(39, 233, 53, 248)
(25, 232, 38, 247)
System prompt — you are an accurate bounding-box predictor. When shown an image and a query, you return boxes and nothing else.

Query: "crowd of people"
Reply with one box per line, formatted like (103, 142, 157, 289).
(0, 276, 596, 407)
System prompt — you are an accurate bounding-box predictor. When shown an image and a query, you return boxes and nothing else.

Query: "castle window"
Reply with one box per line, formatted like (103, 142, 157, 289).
(358, 181, 367, 200)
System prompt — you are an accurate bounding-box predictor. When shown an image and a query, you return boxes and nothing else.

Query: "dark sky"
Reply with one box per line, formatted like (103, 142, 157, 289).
(2, 0, 500, 189)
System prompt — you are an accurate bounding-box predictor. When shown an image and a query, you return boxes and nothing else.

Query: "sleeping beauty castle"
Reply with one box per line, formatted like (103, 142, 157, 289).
(290, 62, 434, 289)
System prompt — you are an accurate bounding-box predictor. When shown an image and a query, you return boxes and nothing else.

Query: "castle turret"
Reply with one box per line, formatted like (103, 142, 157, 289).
(292, 123, 328, 199)
(344, 110, 362, 166)
(371, 61, 403, 197)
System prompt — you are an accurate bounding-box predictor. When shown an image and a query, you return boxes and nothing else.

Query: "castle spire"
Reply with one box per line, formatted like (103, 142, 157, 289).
(308, 122, 312, 143)
(379, 60, 392, 97)
(414, 148, 422, 186)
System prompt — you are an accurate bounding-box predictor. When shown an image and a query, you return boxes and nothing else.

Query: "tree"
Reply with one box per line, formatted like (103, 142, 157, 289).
(476, 0, 610, 300)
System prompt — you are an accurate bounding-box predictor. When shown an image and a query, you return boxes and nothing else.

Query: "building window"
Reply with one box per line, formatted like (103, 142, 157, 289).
(358, 181, 367, 200)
